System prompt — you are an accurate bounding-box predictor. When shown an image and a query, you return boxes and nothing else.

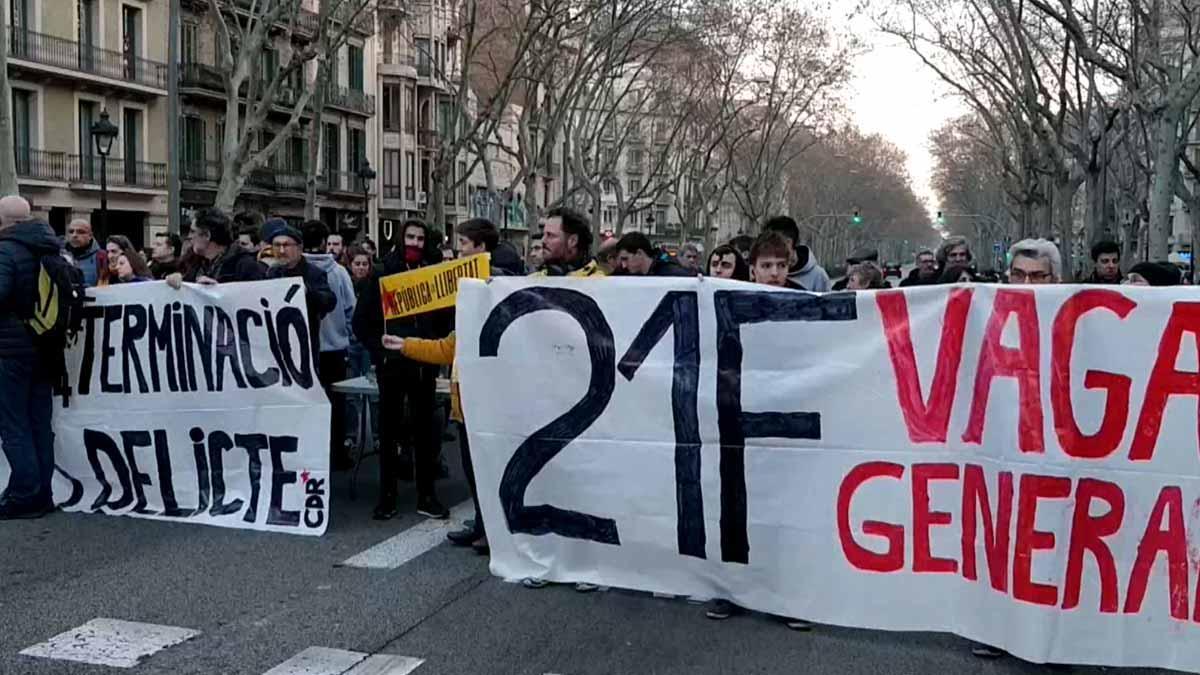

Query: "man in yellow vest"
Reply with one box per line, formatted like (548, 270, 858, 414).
(532, 207, 605, 277)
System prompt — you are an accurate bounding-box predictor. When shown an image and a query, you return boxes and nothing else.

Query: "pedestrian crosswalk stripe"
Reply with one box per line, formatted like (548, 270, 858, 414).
(262, 647, 423, 675)
(338, 501, 473, 570)
(20, 618, 200, 668)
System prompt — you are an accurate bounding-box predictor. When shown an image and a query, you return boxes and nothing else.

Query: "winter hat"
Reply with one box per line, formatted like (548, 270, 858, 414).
(261, 217, 302, 246)
(1128, 261, 1182, 287)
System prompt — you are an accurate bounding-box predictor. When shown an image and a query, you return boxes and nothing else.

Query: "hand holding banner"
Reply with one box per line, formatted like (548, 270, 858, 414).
(380, 253, 490, 320)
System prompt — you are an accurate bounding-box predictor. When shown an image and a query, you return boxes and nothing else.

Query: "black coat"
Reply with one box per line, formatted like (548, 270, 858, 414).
(187, 246, 266, 284)
(649, 258, 695, 277)
(0, 221, 62, 359)
(352, 251, 453, 373)
(268, 257, 336, 357)
(899, 268, 938, 287)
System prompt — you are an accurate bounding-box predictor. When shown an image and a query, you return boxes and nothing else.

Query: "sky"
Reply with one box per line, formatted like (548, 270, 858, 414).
(845, 18, 965, 218)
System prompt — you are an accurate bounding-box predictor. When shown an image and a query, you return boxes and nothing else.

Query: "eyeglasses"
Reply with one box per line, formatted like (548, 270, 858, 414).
(1009, 269, 1051, 282)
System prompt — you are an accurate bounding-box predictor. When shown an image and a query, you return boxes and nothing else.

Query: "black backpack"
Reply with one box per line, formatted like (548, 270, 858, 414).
(19, 246, 86, 404)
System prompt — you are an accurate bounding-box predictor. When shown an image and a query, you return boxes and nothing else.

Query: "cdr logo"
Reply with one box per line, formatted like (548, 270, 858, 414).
(300, 471, 326, 528)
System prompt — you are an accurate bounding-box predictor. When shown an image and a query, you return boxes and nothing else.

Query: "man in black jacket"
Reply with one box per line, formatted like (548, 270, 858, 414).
(0, 196, 60, 519)
(263, 219, 337, 359)
(614, 231, 693, 276)
(353, 219, 452, 520)
(166, 208, 265, 288)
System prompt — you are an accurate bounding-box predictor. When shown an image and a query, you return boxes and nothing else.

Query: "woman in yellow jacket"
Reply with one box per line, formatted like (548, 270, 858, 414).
(381, 332, 483, 549)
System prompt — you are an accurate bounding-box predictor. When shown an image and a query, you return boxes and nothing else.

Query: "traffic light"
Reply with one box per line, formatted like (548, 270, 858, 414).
(936, 211, 945, 225)
(852, 208, 862, 225)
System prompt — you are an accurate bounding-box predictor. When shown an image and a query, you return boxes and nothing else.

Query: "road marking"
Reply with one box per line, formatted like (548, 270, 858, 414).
(339, 502, 473, 569)
(262, 647, 423, 675)
(20, 618, 200, 668)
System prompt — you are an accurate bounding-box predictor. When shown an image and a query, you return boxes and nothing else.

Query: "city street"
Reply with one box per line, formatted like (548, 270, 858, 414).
(0, 440, 1175, 675)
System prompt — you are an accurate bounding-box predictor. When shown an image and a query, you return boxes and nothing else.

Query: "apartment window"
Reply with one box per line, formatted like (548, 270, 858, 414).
(78, 0, 98, 71)
(458, 161, 467, 205)
(322, 123, 339, 178)
(415, 38, 431, 76)
(122, 4, 142, 81)
(383, 149, 401, 198)
(420, 156, 430, 193)
(405, 151, 415, 200)
(404, 86, 415, 131)
(444, 162, 455, 206)
(12, 89, 31, 175)
(627, 147, 643, 172)
(10, 0, 30, 56)
(288, 135, 306, 173)
(79, 100, 98, 180)
(123, 108, 143, 184)
(349, 128, 365, 170)
(628, 177, 641, 195)
(260, 130, 277, 169)
(261, 50, 279, 85)
(181, 22, 198, 64)
(182, 116, 205, 177)
(349, 45, 364, 92)
(383, 84, 402, 131)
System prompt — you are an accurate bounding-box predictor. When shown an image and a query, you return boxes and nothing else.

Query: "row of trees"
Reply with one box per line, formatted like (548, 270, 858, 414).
(883, 0, 1200, 279)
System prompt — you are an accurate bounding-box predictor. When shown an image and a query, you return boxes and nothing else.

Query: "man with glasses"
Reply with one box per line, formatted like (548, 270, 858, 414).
(899, 249, 938, 287)
(264, 219, 336, 358)
(1006, 239, 1060, 285)
(166, 208, 265, 288)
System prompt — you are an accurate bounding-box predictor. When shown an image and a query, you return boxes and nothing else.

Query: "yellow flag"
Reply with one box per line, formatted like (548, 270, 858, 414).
(379, 253, 491, 320)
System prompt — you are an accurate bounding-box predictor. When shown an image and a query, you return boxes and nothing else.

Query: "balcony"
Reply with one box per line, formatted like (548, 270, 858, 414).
(180, 61, 308, 115)
(324, 84, 376, 116)
(8, 28, 167, 94)
(219, 0, 320, 38)
(418, 128, 439, 148)
(319, 170, 371, 196)
(332, 2, 375, 35)
(180, 159, 307, 195)
(15, 148, 167, 189)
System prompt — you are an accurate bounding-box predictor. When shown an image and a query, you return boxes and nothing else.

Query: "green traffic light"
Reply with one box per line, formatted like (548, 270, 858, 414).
(852, 215, 862, 225)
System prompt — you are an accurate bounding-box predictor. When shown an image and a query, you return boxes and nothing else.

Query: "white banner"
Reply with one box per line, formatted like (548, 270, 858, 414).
(458, 277, 1200, 671)
(0, 279, 331, 535)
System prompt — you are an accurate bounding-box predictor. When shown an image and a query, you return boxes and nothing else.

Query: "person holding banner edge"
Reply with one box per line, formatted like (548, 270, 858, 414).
(354, 219, 452, 521)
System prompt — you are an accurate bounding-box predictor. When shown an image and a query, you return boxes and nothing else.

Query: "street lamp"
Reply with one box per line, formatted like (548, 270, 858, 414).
(357, 160, 375, 237)
(90, 109, 118, 237)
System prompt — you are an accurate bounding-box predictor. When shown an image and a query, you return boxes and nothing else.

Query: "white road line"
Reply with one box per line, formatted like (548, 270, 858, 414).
(262, 647, 423, 675)
(338, 502, 473, 570)
(20, 618, 200, 668)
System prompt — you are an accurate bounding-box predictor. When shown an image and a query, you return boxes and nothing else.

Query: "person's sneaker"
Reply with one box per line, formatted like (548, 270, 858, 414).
(783, 618, 813, 631)
(971, 645, 1006, 659)
(522, 577, 550, 589)
(471, 536, 489, 555)
(574, 582, 600, 593)
(447, 526, 477, 546)
(705, 599, 742, 620)
(416, 495, 449, 519)
(372, 493, 398, 521)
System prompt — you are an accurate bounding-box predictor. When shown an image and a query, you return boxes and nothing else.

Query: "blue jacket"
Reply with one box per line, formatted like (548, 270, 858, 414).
(0, 221, 62, 358)
(304, 253, 356, 353)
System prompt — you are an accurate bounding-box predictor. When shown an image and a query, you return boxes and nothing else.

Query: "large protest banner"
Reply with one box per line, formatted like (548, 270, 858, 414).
(458, 276, 1200, 671)
(0, 279, 331, 535)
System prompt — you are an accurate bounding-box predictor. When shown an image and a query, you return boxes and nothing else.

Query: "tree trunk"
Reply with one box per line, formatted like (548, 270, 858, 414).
(428, 174, 446, 238)
(1054, 178, 1075, 281)
(304, 61, 330, 220)
(0, 8, 17, 196)
(1148, 109, 1182, 261)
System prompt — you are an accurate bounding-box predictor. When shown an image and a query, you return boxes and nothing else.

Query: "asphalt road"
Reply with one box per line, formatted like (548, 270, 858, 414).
(0, 437, 1176, 675)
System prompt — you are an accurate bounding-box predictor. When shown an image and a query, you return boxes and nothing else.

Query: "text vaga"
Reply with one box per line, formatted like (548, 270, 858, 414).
(74, 296, 316, 396)
(57, 427, 326, 529)
(840, 462, 1198, 621)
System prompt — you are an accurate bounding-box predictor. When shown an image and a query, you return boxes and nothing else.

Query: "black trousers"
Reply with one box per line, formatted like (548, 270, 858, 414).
(318, 350, 347, 458)
(459, 422, 483, 536)
(378, 365, 437, 498)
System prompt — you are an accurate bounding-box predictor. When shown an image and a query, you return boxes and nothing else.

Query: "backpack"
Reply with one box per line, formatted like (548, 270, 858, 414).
(20, 248, 86, 405)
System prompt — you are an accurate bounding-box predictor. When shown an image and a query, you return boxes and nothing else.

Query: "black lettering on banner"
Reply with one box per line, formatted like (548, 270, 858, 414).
(267, 435, 300, 527)
(617, 291, 703, 558)
(120, 304, 149, 394)
(713, 290, 857, 564)
(84, 429, 133, 511)
(76, 305, 104, 395)
(480, 287, 619, 545)
(207, 430, 244, 517)
(214, 308, 247, 390)
(172, 301, 190, 392)
(190, 427, 211, 515)
(100, 305, 123, 394)
(147, 304, 177, 393)
(237, 308, 280, 388)
(183, 305, 215, 391)
(119, 430, 156, 514)
(260, 299, 293, 387)
(54, 464, 85, 509)
(275, 306, 313, 388)
(153, 429, 187, 517)
(236, 433, 268, 524)
(304, 479, 326, 528)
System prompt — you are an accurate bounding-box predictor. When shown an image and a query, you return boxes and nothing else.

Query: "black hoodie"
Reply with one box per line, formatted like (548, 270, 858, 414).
(0, 220, 63, 358)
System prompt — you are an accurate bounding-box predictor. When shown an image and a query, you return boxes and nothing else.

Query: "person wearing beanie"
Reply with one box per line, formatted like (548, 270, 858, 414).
(265, 218, 336, 361)
(167, 207, 266, 288)
(1125, 261, 1183, 287)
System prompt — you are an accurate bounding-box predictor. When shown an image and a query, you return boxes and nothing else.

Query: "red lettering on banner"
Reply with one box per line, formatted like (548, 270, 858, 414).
(912, 463, 959, 573)
(877, 289, 972, 443)
(1124, 486, 1189, 620)
(837, 462, 905, 572)
(963, 290, 1044, 454)
(1051, 291, 1136, 460)
(1062, 478, 1124, 613)
(1013, 474, 1071, 606)
(961, 464, 1013, 592)
(1130, 303, 1200, 462)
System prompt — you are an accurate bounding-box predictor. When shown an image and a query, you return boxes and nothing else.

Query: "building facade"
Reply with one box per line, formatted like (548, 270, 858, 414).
(8, 0, 169, 249)
(177, 0, 376, 236)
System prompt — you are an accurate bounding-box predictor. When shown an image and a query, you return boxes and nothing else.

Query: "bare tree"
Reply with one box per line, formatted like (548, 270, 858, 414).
(0, 5, 16, 196)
